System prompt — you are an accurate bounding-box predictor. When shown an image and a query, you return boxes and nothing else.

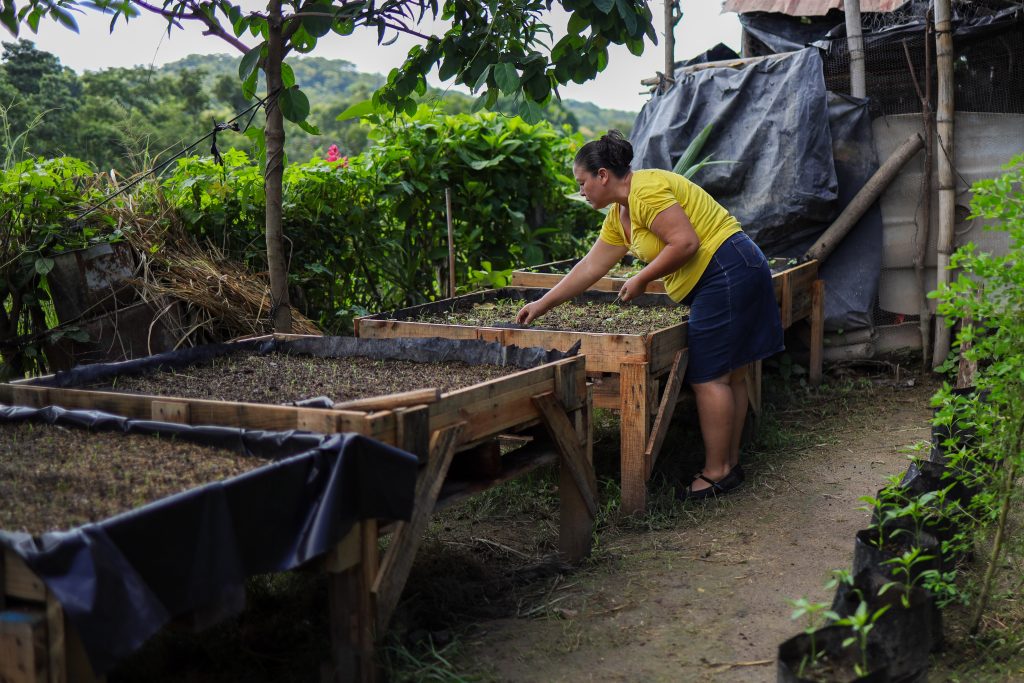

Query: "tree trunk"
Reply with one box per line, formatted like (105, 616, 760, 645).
(264, 1, 292, 333)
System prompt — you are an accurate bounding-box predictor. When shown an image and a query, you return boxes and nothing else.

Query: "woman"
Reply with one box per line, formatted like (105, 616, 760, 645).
(516, 130, 783, 500)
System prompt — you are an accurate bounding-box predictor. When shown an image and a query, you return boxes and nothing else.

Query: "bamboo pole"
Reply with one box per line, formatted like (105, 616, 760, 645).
(933, 0, 955, 368)
(445, 188, 455, 298)
(804, 133, 924, 263)
(845, 0, 866, 98)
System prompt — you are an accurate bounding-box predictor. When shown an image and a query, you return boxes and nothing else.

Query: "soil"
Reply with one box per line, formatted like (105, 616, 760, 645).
(414, 364, 946, 682)
(413, 299, 687, 334)
(0, 422, 262, 534)
(98, 352, 519, 404)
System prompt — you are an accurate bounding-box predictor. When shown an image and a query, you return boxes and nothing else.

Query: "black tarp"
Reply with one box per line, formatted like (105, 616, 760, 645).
(631, 47, 839, 256)
(32, 335, 576, 390)
(0, 406, 418, 675)
(630, 48, 883, 331)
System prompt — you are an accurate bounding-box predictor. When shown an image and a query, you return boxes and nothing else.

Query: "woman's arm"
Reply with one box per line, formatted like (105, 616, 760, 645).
(516, 238, 628, 324)
(618, 204, 700, 302)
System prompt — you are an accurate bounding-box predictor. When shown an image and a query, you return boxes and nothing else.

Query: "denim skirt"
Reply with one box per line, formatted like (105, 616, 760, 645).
(680, 232, 784, 383)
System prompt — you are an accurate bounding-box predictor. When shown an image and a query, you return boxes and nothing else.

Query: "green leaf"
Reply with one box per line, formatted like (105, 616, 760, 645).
(280, 87, 310, 123)
(281, 62, 296, 89)
(672, 122, 715, 175)
(297, 119, 320, 135)
(518, 99, 543, 124)
(567, 12, 588, 35)
(239, 44, 263, 81)
(241, 69, 259, 100)
(593, 0, 615, 13)
(473, 65, 492, 92)
(302, 4, 334, 37)
(494, 62, 519, 95)
(34, 257, 54, 276)
(336, 98, 379, 121)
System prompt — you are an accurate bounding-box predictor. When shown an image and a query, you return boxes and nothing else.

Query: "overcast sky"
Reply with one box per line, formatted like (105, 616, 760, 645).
(21, 1, 741, 112)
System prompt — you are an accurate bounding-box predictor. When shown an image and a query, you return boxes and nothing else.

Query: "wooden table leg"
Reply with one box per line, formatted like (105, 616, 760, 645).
(619, 361, 650, 515)
(810, 279, 825, 386)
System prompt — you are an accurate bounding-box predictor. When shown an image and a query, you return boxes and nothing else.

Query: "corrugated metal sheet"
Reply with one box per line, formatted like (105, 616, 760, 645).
(873, 112, 1023, 315)
(722, 0, 909, 16)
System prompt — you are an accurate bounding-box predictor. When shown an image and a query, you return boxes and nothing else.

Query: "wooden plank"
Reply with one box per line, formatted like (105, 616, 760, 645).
(0, 609, 46, 683)
(427, 358, 586, 442)
(532, 393, 598, 520)
(0, 385, 392, 441)
(3, 549, 46, 602)
(645, 350, 687, 476)
(396, 405, 431, 462)
(646, 324, 688, 375)
(780, 270, 794, 328)
(619, 362, 651, 515)
(373, 423, 464, 632)
(151, 400, 189, 424)
(45, 593, 65, 683)
(332, 388, 439, 412)
(809, 279, 825, 387)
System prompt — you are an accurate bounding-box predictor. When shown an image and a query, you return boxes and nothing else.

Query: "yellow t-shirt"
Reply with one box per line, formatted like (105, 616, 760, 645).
(599, 169, 741, 302)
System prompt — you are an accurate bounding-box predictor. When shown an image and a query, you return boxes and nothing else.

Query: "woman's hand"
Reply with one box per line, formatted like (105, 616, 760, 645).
(515, 301, 547, 325)
(618, 275, 648, 303)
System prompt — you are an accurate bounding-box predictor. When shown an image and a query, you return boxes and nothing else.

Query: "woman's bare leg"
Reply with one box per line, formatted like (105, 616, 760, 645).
(689, 366, 750, 491)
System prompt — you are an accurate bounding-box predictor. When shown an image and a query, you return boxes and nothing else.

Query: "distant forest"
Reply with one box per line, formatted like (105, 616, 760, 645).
(0, 39, 639, 173)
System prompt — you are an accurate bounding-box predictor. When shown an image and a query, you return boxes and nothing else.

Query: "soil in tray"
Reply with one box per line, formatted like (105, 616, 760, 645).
(99, 352, 520, 404)
(0, 423, 262, 535)
(542, 256, 798, 277)
(413, 298, 685, 334)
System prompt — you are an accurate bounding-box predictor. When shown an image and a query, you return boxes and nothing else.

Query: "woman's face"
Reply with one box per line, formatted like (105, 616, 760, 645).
(573, 164, 611, 209)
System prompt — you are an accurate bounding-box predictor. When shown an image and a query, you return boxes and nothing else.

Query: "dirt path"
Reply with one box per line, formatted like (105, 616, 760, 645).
(447, 372, 940, 682)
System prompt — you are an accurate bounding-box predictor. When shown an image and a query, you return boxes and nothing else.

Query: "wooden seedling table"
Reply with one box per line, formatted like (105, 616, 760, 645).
(0, 336, 594, 680)
(0, 524, 378, 683)
(509, 258, 825, 385)
(355, 288, 690, 515)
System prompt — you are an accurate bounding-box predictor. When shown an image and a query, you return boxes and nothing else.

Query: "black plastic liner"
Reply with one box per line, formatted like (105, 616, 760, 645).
(30, 335, 578, 391)
(631, 48, 839, 256)
(0, 405, 418, 675)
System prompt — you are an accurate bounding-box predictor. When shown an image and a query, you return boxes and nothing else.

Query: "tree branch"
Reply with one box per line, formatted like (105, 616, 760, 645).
(131, 0, 254, 54)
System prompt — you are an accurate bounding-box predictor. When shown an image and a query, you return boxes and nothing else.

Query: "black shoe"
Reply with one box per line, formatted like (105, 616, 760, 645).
(677, 467, 744, 502)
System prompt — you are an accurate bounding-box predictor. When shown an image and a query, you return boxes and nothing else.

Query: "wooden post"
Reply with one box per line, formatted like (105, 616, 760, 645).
(326, 522, 377, 683)
(932, 0, 956, 369)
(809, 279, 825, 386)
(619, 361, 650, 515)
(532, 392, 597, 562)
(445, 188, 455, 298)
(663, 0, 678, 93)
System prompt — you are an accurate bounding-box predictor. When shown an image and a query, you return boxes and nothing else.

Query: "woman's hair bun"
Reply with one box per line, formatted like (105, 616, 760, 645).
(575, 129, 633, 177)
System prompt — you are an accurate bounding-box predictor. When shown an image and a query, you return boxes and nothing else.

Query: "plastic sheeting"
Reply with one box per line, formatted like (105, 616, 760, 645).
(0, 405, 418, 675)
(32, 335, 577, 390)
(631, 48, 839, 256)
(813, 93, 883, 331)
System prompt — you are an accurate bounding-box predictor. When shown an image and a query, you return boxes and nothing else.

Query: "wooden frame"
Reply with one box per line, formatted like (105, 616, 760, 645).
(355, 288, 688, 515)
(509, 258, 825, 384)
(0, 342, 593, 681)
(1, 524, 376, 683)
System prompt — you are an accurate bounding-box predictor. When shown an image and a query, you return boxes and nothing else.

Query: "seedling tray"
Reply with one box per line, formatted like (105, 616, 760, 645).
(1, 335, 595, 640)
(355, 288, 691, 514)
